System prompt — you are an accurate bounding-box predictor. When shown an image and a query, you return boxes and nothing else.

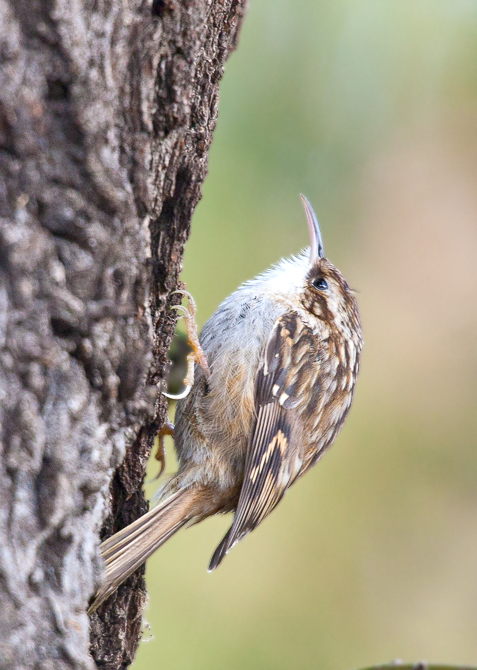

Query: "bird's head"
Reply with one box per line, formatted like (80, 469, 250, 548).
(299, 195, 360, 338)
(258, 195, 361, 341)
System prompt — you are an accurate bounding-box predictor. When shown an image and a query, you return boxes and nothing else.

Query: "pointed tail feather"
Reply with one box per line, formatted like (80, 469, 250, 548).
(208, 527, 232, 571)
(208, 523, 248, 571)
(89, 486, 201, 613)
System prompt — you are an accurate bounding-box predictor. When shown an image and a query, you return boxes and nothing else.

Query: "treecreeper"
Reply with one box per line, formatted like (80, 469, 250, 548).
(89, 195, 363, 612)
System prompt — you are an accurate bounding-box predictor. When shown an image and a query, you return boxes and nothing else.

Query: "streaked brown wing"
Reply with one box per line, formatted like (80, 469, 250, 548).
(209, 312, 317, 570)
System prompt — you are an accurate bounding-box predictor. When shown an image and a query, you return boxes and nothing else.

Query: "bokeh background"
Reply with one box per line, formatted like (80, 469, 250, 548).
(134, 1, 477, 668)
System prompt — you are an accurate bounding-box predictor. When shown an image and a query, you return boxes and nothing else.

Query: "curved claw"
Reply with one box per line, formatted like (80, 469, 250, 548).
(171, 289, 194, 301)
(162, 385, 192, 400)
(170, 305, 190, 318)
(170, 290, 197, 314)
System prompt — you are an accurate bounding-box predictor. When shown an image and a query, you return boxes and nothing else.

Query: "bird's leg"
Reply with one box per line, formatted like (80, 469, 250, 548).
(163, 290, 211, 400)
(153, 420, 174, 479)
(174, 290, 211, 379)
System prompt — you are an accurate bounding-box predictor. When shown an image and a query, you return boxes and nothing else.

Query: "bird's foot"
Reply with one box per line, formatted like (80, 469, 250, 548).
(153, 420, 174, 479)
(163, 290, 210, 400)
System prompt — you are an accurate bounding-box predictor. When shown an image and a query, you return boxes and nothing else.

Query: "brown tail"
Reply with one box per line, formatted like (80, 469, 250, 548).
(88, 486, 201, 613)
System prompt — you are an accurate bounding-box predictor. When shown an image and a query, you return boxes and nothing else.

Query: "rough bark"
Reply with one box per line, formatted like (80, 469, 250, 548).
(0, 1, 246, 668)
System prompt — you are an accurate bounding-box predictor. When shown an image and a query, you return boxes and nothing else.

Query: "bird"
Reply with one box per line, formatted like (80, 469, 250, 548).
(88, 195, 362, 613)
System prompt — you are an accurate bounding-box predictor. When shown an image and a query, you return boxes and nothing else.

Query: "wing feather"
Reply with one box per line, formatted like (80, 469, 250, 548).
(209, 312, 317, 570)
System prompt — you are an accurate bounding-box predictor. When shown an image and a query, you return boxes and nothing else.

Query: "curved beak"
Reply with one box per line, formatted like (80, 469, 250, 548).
(300, 194, 324, 264)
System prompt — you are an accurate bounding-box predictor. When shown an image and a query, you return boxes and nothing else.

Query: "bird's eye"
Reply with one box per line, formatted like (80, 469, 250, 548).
(312, 277, 328, 291)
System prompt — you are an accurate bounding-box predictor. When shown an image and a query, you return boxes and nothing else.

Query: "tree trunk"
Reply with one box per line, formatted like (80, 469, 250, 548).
(0, 1, 246, 668)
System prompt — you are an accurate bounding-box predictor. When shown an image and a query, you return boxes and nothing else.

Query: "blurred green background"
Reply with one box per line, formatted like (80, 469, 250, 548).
(134, 1, 477, 668)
